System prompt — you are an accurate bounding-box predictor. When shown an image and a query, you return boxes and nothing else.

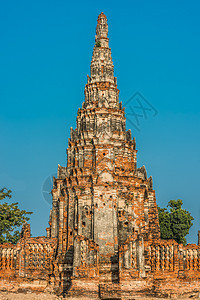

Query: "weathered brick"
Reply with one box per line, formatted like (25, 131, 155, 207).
(1, 12, 200, 299)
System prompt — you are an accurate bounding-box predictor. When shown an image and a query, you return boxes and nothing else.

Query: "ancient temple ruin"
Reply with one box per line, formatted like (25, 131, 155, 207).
(1, 13, 200, 299)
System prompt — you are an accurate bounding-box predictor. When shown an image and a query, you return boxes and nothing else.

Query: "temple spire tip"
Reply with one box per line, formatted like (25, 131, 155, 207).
(98, 12, 107, 18)
(96, 12, 108, 41)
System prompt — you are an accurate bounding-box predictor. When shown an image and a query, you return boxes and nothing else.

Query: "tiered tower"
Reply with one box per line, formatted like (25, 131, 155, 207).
(1, 12, 200, 300)
(48, 12, 160, 295)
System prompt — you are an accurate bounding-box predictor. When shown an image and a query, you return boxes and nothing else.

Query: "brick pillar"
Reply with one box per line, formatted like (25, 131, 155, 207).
(58, 197, 64, 253)
(46, 227, 50, 238)
(19, 239, 25, 277)
(21, 223, 31, 239)
(178, 245, 184, 272)
(173, 245, 179, 273)
(198, 231, 200, 246)
(136, 235, 145, 277)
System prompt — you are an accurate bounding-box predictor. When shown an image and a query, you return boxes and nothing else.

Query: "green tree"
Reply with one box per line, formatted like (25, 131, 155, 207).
(158, 199, 194, 246)
(0, 188, 32, 244)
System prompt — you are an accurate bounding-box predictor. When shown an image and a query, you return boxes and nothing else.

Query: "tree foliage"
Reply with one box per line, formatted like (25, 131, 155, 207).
(0, 188, 32, 244)
(158, 199, 194, 246)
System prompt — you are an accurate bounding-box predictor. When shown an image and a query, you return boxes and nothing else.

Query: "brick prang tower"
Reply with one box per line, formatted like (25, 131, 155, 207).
(1, 13, 200, 299)
(49, 12, 160, 295)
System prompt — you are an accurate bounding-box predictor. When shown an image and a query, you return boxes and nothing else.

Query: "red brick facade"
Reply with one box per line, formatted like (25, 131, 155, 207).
(1, 13, 200, 299)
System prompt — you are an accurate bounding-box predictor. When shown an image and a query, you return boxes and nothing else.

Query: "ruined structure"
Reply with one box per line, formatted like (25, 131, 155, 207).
(1, 13, 200, 299)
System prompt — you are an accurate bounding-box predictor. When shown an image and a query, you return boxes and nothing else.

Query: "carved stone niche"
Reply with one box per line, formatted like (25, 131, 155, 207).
(57, 164, 67, 179)
(98, 96, 109, 108)
(126, 129, 132, 141)
(70, 127, 78, 142)
(148, 176, 153, 190)
(135, 165, 147, 180)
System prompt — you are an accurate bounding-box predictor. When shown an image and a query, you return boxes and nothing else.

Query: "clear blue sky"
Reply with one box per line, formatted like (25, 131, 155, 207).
(0, 0, 200, 244)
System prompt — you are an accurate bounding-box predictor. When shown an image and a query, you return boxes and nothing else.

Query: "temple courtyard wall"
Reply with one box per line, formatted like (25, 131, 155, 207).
(1, 225, 200, 298)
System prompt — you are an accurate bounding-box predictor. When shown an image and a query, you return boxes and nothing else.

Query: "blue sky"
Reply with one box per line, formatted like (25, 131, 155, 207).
(0, 0, 200, 244)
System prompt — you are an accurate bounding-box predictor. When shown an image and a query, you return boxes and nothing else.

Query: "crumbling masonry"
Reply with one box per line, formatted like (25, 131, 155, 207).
(1, 13, 200, 299)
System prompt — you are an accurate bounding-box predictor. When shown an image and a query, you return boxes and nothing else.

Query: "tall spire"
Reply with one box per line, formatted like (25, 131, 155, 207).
(68, 13, 127, 148)
(95, 12, 109, 47)
(89, 12, 115, 85)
